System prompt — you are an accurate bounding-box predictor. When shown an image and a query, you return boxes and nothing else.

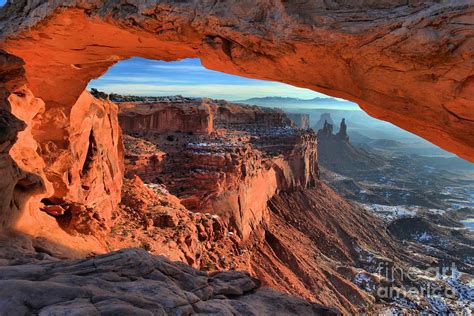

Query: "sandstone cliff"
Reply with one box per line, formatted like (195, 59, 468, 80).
(121, 99, 318, 240)
(120, 101, 213, 135)
(0, 1, 472, 314)
(0, 0, 471, 259)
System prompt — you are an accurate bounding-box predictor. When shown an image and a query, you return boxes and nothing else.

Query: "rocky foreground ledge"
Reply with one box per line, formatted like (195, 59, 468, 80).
(0, 248, 338, 315)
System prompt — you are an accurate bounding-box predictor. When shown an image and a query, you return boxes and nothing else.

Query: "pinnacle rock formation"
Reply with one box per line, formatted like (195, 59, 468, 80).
(315, 113, 336, 132)
(337, 118, 349, 142)
(317, 119, 384, 173)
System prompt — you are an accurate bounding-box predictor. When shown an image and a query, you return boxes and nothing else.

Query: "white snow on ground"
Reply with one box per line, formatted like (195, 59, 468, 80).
(426, 208, 446, 215)
(415, 232, 433, 242)
(427, 295, 449, 313)
(362, 204, 451, 222)
(353, 272, 374, 292)
(362, 204, 416, 221)
(144, 183, 169, 194)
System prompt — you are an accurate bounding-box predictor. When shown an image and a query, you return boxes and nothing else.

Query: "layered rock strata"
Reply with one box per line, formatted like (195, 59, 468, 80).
(121, 99, 318, 240)
(0, 0, 472, 253)
(120, 101, 214, 135)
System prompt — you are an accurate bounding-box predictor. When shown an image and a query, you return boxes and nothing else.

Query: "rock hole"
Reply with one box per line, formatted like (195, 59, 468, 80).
(81, 130, 97, 176)
(40, 198, 54, 206)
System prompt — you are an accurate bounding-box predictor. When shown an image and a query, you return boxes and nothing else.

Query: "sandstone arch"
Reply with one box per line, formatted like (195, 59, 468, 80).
(0, 1, 473, 239)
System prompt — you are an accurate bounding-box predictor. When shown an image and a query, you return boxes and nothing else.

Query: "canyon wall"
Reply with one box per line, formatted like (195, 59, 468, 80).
(0, 52, 123, 250)
(120, 102, 214, 135)
(117, 100, 409, 314)
(121, 99, 318, 240)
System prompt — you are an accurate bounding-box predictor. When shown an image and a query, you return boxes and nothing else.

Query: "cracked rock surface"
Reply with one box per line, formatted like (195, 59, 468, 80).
(0, 248, 338, 315)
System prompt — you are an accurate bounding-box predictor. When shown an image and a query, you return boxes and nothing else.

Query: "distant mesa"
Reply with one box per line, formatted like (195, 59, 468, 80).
(315, 113, 335, 131)
(285, 112, 310, 129)
(90, 88, 199, 103)
(369, 138, 404, 148)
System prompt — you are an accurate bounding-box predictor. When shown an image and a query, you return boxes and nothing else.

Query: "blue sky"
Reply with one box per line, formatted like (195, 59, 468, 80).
(0, 0, 6, 6)
(88, 58, 329, 101)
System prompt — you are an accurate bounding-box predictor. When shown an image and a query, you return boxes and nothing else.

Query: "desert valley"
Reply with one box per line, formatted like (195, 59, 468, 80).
(0, 1, 473, 315)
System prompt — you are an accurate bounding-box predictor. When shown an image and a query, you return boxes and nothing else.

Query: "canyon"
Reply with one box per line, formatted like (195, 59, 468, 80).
(317, 117, 473, 271)
(1, 90, 471, 314)
(0, 1, 473, 315)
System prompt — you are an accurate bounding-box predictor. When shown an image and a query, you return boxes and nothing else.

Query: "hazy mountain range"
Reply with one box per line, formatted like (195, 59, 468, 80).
(237, 96, 360, 110)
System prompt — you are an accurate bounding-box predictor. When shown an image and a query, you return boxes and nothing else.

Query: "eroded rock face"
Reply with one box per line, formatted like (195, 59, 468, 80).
(0, 248, 338, 315)
(0, 0, 473, 161)
(120, 101, 214, 135)
(1, 84, 123, 240)
(121, 99, 318, 240)
(36, 91, 124, 234)
(0, 51, 48, 230)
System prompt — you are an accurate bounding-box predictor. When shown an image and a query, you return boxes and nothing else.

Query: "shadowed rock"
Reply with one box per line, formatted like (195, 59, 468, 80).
(0, 248, 339, 315)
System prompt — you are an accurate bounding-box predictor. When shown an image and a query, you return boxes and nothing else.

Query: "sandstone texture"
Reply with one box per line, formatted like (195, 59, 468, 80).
(0, 248, 337, 315)
(9, 90, 124, 237)
(0, 52, 123, 253)
(0, 0, 471, 248)
(0, 1, 473, 314)
(120, 101, 214, 135)
(0, 0, 473, 162)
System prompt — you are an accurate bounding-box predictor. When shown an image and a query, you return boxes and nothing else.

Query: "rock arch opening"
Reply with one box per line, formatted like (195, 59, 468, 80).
(0, 0, 472, 249)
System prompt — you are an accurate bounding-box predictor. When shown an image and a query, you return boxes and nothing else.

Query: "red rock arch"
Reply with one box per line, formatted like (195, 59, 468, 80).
(0, 1, 472, 242)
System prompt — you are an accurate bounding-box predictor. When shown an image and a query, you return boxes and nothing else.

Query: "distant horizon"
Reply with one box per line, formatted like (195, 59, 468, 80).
(89, 88, 363, 111)
(89, 88, 352, 103)
(88, 58, 340, 101)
